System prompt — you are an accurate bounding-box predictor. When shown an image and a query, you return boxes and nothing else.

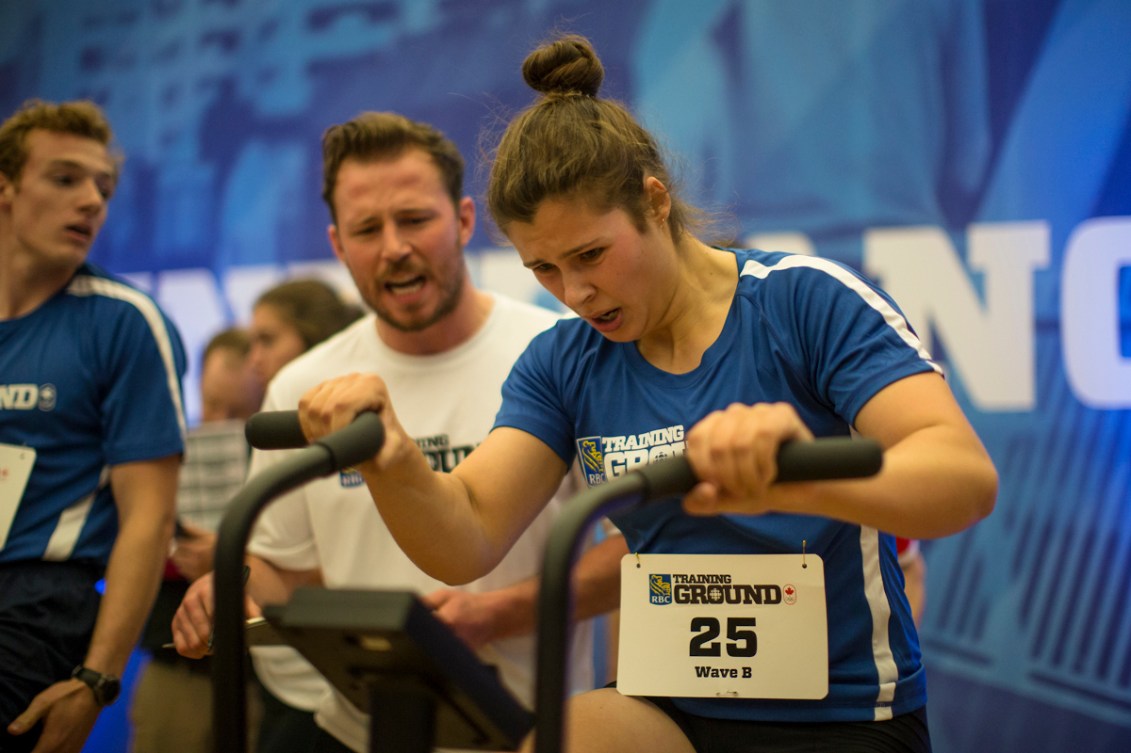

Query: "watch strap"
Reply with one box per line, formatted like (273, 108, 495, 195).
(71, 665, 121, 707)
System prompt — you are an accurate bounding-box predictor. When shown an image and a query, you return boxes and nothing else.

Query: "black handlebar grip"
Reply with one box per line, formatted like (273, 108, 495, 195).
(632, 437, 882, 500)
(245, 410, 307, 450)
(775, 437, 882, 482)
(318, 412, 385, 470)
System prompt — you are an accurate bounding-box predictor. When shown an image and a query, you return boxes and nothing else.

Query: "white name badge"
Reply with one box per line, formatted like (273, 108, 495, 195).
(0, 443, 37, 548)
(617, 553, 828, 699)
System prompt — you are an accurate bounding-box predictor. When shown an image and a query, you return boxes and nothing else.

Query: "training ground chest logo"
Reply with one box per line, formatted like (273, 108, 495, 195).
(343, 432, 477, 487)
(339, 468, 365, 487)
(646, 572, 786, 607)
(576, 423, 686, 487)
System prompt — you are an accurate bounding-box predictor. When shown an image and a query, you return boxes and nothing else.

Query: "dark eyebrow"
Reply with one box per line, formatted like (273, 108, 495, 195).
(521, 238, 601, 269)
(45, 158, 115, 180)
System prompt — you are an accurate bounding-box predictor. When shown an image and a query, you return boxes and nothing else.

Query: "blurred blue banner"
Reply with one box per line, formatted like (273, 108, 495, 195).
(2, 1, 1127, 750)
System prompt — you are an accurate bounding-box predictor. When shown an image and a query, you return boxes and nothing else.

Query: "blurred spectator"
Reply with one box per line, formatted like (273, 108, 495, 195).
(199, 328, 264, 424)
(132, 278, 361, 752)
(248, 279, 364, 387)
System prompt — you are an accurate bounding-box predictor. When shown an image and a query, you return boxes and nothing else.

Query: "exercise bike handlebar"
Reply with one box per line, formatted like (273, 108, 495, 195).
(212, 411, 385, 753)
(228, 414, 881, 753)
(533, 436, 883, 753)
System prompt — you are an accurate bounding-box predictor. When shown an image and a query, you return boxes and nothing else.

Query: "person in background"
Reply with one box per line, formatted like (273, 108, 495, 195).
(0, 98, 185, 753)
(129, 327, 265, 753)
(152, 312, 337, 591)
(290, 34, 997, 753)
(197, 327, 266, 425)
(163, 327, 269, 583)
(247, 278, 364, 389)
(172, 111, 626, 753)
(147, 280, 357, 753)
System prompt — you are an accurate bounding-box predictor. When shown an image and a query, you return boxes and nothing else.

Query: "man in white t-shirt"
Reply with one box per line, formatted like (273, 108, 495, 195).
(172, 112, 625, 753)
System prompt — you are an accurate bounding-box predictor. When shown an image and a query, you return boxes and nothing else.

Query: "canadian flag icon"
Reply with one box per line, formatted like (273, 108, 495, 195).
(783, 584, 797, 605)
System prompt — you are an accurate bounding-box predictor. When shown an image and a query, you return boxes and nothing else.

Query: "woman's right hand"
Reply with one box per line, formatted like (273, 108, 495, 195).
(297, 372, 415, 475)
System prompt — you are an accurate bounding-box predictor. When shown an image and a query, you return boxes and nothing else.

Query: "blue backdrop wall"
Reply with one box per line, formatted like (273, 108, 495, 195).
(2, 1, 1128, 751)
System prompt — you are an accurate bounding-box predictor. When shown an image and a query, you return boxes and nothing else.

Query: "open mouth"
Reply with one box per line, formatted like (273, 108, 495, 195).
(593, 308, 620, 323)
(385, 275, 426, 296)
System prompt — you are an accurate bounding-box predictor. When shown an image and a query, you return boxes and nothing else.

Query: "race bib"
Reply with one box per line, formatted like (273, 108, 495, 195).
(0, 444, 37, 549)
(617, 553, 828, 699)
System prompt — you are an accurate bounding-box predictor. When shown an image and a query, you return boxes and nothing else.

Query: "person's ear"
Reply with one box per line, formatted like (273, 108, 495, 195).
(327, 223, 347, 264)
(643, 176, 671, 227)
(457, 196, 476, 248)
(0, 172, 14, 207)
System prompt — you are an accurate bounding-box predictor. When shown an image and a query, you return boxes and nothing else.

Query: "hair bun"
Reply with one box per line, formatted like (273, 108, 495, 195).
(522, 34, 604, 98)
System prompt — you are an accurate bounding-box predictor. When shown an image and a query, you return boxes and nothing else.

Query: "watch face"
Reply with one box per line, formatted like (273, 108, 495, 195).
(96, 676, 121, 705)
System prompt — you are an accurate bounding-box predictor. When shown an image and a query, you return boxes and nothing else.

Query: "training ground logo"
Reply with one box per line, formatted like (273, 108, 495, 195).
(650, 574, 673, 605)
(0, 383, 56, 412)
(339, 468, 364, 488)
(576, 436, 607, 486)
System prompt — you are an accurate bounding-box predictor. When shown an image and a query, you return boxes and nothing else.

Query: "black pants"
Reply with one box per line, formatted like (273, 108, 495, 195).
(0, 561, 102, 753)
(256, 682, 323, 753)
(646, 696, 931, 753)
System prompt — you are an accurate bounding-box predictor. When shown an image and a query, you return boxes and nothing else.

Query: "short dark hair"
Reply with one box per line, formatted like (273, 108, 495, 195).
(321, 112, 464, 222)
(203, 327, 252, 362)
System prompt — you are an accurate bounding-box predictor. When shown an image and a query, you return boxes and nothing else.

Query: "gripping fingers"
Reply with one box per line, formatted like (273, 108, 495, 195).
(686, 403, 814, 511)
(171, 610, 211, 659)
(171, 579, 215, 658)
(688, 405, 775, 497)
(298, 373, 389, 440)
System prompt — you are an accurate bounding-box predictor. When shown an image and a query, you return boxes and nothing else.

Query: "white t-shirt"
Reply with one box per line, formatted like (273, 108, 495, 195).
(247, 293, 597, 752)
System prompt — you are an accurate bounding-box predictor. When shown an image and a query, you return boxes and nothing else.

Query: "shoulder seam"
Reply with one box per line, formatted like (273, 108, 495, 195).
(739, 256, 940, 373)
(66, 274, 187, 436)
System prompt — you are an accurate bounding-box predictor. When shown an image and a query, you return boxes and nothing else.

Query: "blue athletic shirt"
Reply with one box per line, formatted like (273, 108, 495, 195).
(0, 263, 186, 567)
(495, 249, 940, 723)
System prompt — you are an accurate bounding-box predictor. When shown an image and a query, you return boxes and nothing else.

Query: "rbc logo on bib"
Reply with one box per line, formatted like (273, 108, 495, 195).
(649, 574, 672, 605)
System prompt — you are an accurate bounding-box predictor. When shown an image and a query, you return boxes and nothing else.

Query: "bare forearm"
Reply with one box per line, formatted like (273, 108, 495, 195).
(362, 432, 560, 585)
(84, 512, 173, 675)
(363, 456, 501, 584)
(245, 553, 320, 607)
(298, 376, 566, 585)
(450, 534, 627, 645)
(569, 534, 626, 621)
(780, 425, 997, 539)
(298, 376, 506, 584)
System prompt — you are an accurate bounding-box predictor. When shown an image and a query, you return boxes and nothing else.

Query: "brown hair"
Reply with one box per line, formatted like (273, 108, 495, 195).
(321, 111, 464, 222)
(487, 34, 698, 240)
(203, 327, 252, 362)
(0, 98, 122, 183)
(255, 279, 364, 350)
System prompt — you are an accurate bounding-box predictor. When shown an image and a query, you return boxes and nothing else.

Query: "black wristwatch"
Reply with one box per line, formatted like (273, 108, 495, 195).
(71, 665, 121, 707)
